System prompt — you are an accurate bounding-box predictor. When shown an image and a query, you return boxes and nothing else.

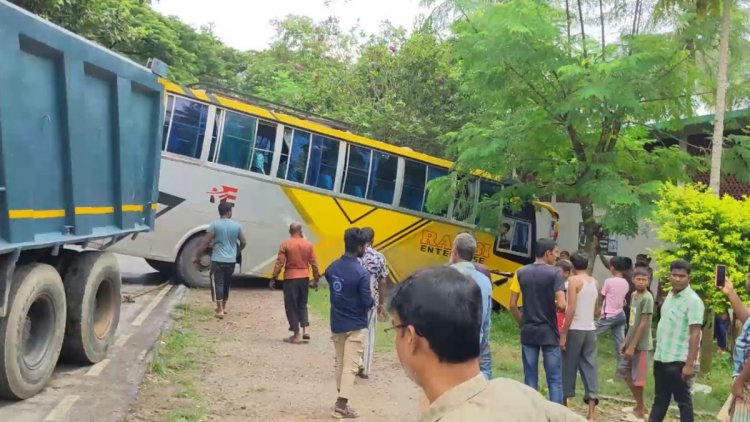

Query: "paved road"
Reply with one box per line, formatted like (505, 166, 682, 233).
(0, 254, 184, 422)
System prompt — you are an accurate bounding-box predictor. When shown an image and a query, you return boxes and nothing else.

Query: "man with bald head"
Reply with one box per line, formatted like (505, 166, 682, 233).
(271, 222, 321, 344)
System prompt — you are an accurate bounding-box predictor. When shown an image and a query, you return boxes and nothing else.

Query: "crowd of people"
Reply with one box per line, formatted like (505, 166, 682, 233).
(197, 203, 748, 422)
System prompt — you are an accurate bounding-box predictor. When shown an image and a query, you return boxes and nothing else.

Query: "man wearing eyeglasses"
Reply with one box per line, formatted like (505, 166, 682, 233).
(387, 266, 584, 421)
(325, 227, 373, 419)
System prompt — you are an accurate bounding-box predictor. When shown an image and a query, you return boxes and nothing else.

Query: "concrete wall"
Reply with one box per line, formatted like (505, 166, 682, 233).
(537, 201, 663, 290)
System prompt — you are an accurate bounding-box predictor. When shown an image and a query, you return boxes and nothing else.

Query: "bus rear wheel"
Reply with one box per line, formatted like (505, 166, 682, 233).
(176, 235, 211, 289)
(61, 252, 121, 364)
(0, 264, 66, 400)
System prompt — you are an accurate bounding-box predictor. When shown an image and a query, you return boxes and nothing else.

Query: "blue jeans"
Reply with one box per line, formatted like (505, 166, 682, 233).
(480, 335, 492, 380)
(521, 344, 563, 404)
(595, 312, 626, 375)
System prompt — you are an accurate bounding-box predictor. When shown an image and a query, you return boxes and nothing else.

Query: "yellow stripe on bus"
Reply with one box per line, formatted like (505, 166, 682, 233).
(121, 204, 143, 212)
(190, 89, 211, 102)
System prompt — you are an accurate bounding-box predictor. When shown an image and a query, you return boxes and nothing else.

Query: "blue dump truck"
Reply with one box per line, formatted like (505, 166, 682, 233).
(0, 1, 163, 399)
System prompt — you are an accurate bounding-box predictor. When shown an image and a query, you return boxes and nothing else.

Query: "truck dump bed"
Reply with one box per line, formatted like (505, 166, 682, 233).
(0, 0, 163, 253)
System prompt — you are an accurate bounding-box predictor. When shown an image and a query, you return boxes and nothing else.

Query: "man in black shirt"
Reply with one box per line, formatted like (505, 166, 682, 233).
(509, 238, 566, 404)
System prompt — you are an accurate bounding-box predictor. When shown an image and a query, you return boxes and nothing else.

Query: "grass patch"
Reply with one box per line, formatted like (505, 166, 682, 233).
(307, 285, 393, 351)
(490, 310, 730, 416)
(147, 299, 216, 422)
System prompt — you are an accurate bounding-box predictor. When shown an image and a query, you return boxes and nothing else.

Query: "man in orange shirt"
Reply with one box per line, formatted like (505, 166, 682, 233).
(270, 222, 321, 344)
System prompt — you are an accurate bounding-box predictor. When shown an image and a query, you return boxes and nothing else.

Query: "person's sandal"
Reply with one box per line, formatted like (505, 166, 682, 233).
(332, 405, 359, 419)
(302, 334, 311, 341)
(356, 368, 369, 379)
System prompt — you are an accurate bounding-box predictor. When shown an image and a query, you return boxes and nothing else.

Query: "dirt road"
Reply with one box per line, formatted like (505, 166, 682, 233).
(129, 284, 420, 421)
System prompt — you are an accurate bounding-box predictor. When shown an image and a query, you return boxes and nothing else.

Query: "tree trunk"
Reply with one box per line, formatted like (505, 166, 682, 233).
(699, 310, 715, 377)
(631, 0, 641, 36)
(580, 202, 599, 275)
(709, 0, 732, 197)
(577, 0, 587, 59)
(565, 0, 572, 55)
(599, 0, 605, 58)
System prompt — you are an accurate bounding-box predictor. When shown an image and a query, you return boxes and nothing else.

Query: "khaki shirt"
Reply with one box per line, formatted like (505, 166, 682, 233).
(420, 375, 586, 422)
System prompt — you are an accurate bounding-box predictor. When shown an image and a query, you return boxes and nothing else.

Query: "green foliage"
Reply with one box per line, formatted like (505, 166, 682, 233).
(237, 18, 466, 155)
(651, 183, 750, 312)
(429, 0, 706, 244)
(10, 1, 465, 156)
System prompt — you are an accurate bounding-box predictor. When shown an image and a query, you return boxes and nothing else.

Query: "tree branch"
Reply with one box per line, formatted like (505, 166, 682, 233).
(606, 118, 624, 152)
(595, 115, 613, 155)
(505, 64, 564, 124)
(566, 124, 589, 164)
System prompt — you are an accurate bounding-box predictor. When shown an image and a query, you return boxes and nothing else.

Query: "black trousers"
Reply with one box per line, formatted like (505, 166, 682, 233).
(210, 262, 234, 302)
(649, 361, 693, 422)
(283, 278, 309, 333)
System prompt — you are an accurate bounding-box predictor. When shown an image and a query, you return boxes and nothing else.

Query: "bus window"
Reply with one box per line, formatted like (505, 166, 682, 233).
(425, 166, 449, 216)
(161, 95, 175, 151)
(207, 109, 223, 163)
(286, 129, 312, 183)
(343, 145, 371, 198)
(165, 97, 208, 158)
(306, 135, 339, 190)
(217, 111, 257, 170)
(368, 151, 397, 204)
(400, 160, 427, 211)
(452, 177, 478, 222)
(495, 218, 531, 257)
(251, 123, 276, 175)
(277, 127, 292, 179)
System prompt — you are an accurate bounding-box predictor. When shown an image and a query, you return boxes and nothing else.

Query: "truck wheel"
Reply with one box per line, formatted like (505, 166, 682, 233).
(61, 252, 121, 364)
(145, 259, 175, 277)
(176, 235, 211, 289)
(0, 264, 66, 399)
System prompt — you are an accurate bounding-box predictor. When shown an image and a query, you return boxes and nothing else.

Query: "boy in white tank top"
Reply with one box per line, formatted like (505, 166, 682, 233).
(560, 252, 599, 421)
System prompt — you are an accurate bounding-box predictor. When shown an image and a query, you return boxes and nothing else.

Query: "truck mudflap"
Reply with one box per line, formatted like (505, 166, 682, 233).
(0, 250, 20, 318)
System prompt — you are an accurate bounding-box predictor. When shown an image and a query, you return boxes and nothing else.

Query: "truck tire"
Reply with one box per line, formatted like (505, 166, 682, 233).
(0, 264, 66, 400)
(176, 235, 211, 289)
(145, 259, 175, 277)
(61, 252, 121, 364)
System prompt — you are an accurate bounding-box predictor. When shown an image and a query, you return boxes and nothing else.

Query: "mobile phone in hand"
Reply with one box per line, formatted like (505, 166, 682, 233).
(715, 265, 727, 288)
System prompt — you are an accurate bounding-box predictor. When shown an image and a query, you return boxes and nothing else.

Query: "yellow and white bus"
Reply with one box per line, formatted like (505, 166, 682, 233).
(109, 80, 559, 308)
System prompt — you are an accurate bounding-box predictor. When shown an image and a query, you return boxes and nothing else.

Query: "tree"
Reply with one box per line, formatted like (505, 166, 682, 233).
(650, 0, 750, 196)
(237, 16, 465, 156)
(430, 0, 705, 271)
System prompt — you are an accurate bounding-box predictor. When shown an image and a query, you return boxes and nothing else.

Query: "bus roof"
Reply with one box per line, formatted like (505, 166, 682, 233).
(159, 78, 455, 170)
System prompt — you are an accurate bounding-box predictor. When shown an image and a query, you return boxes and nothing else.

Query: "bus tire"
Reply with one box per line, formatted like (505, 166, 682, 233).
(61, 252, 121, 365)
(176, 235, 211, 289)
(0, 264, 66, 400)
(145, 259, 175, 277)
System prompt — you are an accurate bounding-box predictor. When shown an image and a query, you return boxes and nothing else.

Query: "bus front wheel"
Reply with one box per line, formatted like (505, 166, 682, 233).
(176, 235, 211, 289)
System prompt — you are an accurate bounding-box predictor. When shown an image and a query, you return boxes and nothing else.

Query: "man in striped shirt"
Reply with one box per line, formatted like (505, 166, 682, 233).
(649, 259, 704, 422)
(357, 227, 388, 379)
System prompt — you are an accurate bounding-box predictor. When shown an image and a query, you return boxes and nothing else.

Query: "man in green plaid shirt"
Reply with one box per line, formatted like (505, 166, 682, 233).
(649, 259, 704, 422)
